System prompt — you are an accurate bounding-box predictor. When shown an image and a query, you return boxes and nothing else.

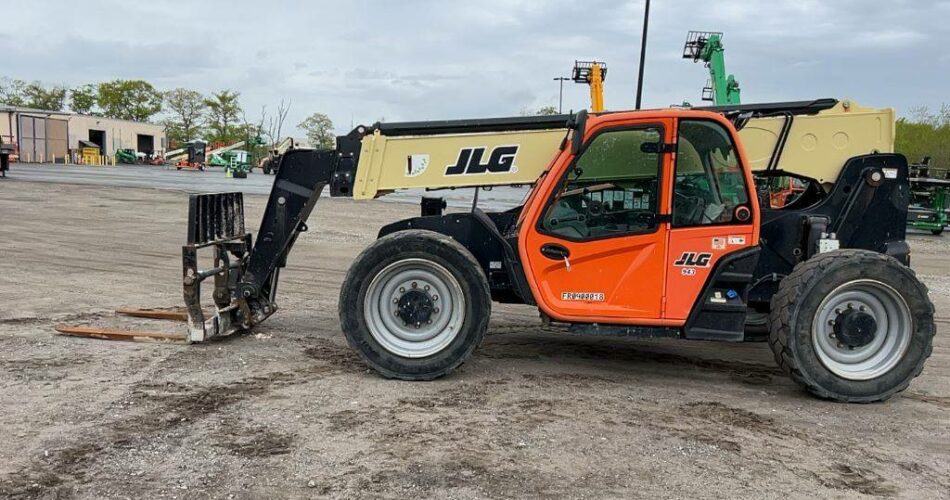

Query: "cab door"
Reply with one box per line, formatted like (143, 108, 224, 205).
(519, 118, 675, 323)
(665, 118, 759, 321)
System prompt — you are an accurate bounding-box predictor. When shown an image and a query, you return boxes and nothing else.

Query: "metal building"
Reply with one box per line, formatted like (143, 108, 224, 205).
(0, 106, 166, 162)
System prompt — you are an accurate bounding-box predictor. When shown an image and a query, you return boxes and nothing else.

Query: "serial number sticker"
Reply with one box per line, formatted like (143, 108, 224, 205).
(728, 235, 746, 245)
(712, 237, 726, 250)
(882, 168, 898, 179)
(561, 292, 605, 302)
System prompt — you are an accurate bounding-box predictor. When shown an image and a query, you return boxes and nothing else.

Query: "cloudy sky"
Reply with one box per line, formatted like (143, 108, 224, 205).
(2, 0, 947, 135)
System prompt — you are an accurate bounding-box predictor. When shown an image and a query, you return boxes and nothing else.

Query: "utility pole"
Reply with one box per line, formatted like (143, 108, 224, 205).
(635, 0, 651, 110)
(553, 77, 570, 113)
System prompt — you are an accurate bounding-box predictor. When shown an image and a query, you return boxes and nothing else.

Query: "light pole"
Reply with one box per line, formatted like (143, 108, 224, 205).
(635, 0, 651, 110)
(553, 77, 570, 113)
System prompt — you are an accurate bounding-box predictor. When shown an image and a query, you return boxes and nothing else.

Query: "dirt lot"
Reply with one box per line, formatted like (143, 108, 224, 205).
(0, 180, 947, 499)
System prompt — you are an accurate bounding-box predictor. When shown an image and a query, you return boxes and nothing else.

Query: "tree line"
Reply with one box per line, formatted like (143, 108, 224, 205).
(895, 105, 950, 169)
(0, 77, 336, 150)
(9, 75, 942, 167)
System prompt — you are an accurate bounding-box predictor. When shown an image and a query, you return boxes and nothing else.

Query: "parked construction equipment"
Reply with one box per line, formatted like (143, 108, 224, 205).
(260, 137, 304, 175)
(0, 140, 12, 177)
(176, 141, 207, 171)
(115, 148, 138, 164)
(683, 31, 741, 105)
(223, 150, 252, 178)
(906, 158, 950, 235)
(572, 61, 607, 112)
(173, 96, 934, 403)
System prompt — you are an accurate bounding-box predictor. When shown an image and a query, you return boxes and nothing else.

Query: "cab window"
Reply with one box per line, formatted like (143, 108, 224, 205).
(541, 127, 662, 240)
(673, 120, 750, 227)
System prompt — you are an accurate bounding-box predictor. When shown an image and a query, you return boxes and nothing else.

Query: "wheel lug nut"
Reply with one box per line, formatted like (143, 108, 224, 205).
(432, 295, 439, 301)
(424, 285, 430, 291)
(859, 306, 866, 312)
(393, 298, 399, 304)
(411, 282, 418, 289)
(399, 287, 405, 293)
(828, 319, 835, 326)
(834, 308, 842, 314)
(434, 308, 440, 314)
(829, 333, 836, 339)
(847, 303, 854, 309)
(837, 342, 844, 348)
(427, 320, 432, 324)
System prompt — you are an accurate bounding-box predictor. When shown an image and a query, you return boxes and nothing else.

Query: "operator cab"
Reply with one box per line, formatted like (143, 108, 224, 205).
(519, 110, 759, 332)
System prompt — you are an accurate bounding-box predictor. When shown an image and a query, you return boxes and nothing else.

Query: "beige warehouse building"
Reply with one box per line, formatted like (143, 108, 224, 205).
(0, 106, 166, 162)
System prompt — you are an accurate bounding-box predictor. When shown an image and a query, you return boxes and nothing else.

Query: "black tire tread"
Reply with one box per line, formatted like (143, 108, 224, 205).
(768, 249, 935, 403)
(338, 229, 491, 381)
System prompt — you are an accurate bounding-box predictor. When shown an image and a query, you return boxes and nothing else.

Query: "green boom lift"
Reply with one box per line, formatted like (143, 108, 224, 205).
(683, 31, 741, 105)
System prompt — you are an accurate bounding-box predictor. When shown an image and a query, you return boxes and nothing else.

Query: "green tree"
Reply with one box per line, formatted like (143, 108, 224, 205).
(298, 112, 335, 149)
(164, 88, 206, 145)
(536, 105, 560, 115)
(70, 84, 98, 114)
(97, 79, 163, 122)
(895, 105, 950, 168)
(0, 78, 28, 106)
(22, 81, 67, 111)
(204, 90, 242, 143)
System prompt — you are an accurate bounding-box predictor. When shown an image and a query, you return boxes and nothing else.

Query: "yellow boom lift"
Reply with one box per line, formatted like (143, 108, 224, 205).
(572, 61, 607, 112)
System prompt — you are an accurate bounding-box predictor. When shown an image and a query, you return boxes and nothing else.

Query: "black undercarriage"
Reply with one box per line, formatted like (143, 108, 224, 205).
(378, 152, 910, 342)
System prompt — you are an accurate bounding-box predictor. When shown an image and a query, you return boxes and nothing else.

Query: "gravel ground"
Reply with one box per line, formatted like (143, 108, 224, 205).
(0, 179, 947, 499)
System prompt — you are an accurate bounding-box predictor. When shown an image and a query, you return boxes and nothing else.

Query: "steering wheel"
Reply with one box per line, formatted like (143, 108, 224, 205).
(674, 187, 707, 225)
(583, 195, 605, 219)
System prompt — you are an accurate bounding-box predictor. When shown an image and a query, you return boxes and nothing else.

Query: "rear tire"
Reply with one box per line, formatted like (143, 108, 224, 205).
(339, 230, 491, 380)
(932, 227, 944, 236)
(769, 249, 935, 402)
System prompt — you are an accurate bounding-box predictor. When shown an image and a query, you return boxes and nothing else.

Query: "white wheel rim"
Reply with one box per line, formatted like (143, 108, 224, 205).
(363, 258, 465, 358)
(811, 279, 912, 381)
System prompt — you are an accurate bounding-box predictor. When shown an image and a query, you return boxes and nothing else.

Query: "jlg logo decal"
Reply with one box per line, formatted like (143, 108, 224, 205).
(445, 145, 519, 175)
(674, 252, 712, 267)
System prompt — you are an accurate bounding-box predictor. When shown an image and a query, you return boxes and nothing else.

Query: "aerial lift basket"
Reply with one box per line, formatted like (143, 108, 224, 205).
(682, 31, 722, 61)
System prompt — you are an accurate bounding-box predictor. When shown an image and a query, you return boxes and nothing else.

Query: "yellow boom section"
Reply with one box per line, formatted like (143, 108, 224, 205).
(352, 128, 568, 199)
(350, 100, 895, 199)
(738, 100, 895, 184)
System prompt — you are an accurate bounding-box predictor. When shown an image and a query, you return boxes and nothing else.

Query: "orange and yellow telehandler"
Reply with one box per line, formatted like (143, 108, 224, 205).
(180, 99, 934, 402)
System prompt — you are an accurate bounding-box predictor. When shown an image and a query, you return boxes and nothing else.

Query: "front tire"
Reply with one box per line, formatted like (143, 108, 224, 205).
(769, 249, 935, 402)
(339, 230, 491, 380)
(932, 227, 944, 236)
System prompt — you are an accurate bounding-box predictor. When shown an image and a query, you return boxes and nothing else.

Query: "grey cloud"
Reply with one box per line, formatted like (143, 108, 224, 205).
(0, 0, 946, 136)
